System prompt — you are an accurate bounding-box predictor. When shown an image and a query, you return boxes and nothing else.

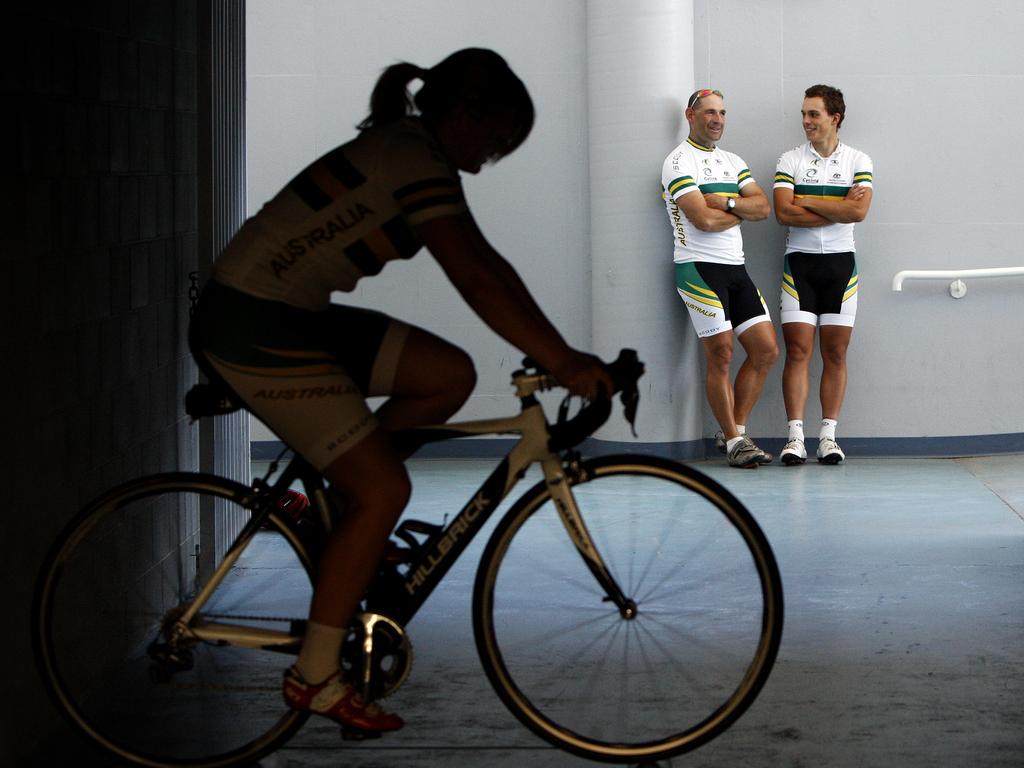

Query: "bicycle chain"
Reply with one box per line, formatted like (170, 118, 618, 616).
(161, 681, 280, 692)
(198, 612, 303, 624)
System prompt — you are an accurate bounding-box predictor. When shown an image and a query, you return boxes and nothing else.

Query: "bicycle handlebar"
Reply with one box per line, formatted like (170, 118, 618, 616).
(545, 349, 645, 452)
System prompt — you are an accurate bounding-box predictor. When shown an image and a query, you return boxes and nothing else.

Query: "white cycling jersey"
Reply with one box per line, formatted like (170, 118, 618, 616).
(774, 141, 873, 254)
(661, 138, 756, 266)
(213, 117, 468, 310)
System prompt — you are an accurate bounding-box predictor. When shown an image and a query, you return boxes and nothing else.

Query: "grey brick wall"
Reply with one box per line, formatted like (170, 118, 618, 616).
(2, 3, 203, 763)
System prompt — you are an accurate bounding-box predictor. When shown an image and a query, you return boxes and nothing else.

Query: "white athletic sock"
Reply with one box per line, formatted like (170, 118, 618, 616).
(296, 620, 346, 683)
(735, 424, 747, 435)
(788, 420, 804, 442)
(820, 419, 838, 442)
(726, 436, 745, 453)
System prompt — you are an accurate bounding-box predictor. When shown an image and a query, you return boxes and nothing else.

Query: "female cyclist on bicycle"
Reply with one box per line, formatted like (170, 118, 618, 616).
(190, 48, 611, 732)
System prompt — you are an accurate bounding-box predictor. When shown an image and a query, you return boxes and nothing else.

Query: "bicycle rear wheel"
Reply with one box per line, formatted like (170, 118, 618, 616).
(473, 455, 783, 763)
(33, 473, 315, 768)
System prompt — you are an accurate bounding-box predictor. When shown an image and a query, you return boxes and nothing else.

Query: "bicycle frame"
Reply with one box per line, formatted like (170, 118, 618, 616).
(179, 372, 630, 650)
(38, 347, 785, 767)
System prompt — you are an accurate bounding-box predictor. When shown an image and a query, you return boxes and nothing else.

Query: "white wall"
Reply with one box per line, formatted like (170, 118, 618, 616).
(586, 0, 703, 445)
(695, 0, 1024, 442)
(246, 0, 593, 440)
(246, 0, 1024, 451)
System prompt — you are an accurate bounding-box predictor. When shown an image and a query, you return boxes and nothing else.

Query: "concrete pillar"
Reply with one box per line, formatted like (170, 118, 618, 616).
(587, 0, 703, 455)
(198, 0, 250, 575)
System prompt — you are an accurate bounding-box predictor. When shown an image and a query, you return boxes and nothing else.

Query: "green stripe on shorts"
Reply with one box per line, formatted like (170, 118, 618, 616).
(675, 262, 722, 306)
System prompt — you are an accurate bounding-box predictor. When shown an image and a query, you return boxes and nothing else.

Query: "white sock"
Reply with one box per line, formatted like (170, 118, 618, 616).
(735, 424, 747, 435)
(726, 435, 745, 453)
(296, 620, 346, 683)
(788, 420, 804, 442)
(820, 419, 838, 441)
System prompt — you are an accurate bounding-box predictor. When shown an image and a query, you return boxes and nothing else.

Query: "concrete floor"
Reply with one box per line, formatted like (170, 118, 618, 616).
(31, 455, 1024, 767)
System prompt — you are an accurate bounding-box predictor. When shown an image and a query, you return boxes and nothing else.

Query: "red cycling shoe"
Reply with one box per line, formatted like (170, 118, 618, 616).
(282, 667, 404, 732)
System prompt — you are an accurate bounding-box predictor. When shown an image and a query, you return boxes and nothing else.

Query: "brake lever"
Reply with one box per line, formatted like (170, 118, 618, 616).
(620, 384, 640, 437)
(608, 349, 643, 438)
(556, 393, 573, 426)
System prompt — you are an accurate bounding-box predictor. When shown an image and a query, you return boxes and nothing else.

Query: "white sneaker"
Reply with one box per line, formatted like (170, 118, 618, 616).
(780, 439, 807, 466)
(816, 437, 845, 465)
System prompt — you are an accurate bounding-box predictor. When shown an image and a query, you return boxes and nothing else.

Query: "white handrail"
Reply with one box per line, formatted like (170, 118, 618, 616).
(892, 266, 1024, 298)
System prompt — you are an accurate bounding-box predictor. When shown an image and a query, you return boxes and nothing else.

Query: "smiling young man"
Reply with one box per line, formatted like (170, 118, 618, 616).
(773, 85, 873, 465)
(661, 89, 778, 468)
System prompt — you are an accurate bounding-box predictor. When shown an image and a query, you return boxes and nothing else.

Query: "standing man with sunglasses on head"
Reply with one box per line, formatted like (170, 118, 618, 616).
(773, 85, 873, 465)
(661, 89, 778, 468)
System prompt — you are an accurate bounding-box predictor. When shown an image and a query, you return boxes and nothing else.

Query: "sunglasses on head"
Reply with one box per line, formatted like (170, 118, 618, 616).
(687, 89, 723, 109)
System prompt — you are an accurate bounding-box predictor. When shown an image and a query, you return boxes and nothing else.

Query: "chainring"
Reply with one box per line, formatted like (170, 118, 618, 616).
(341, 612, 413, 702)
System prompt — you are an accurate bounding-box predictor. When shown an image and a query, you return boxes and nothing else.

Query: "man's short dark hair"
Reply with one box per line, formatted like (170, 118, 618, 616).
(804, 84, 845, 128)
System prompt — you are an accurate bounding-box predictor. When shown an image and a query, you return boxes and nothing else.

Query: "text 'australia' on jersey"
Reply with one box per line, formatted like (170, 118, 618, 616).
(661, 137, 756, 266)
(213, 118, 468, 310)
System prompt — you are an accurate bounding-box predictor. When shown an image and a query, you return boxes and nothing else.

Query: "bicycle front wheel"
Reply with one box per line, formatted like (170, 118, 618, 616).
(473, 455, 783, 763)
(33, 473, 315, 768)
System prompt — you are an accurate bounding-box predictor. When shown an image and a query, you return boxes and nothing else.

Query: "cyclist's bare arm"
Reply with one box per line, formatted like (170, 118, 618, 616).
(416, 212, 612, 400)
(775, 185, 872, 226)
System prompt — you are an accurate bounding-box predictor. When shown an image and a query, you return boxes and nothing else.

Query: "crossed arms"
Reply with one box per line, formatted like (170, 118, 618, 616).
(675, 183, 771, 232)
(773, 184, 872, 227)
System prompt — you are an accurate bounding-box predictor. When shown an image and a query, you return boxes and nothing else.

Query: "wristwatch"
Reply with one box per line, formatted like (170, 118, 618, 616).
(726, 198, 736, 213)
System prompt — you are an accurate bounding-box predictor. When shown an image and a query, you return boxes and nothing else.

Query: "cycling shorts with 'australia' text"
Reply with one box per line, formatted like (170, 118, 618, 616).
(675, 261, 771, 338)
(191, 280, 409, 470)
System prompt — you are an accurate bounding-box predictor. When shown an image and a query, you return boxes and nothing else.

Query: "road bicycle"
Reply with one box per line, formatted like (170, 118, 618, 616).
(33, 349, 784, 767)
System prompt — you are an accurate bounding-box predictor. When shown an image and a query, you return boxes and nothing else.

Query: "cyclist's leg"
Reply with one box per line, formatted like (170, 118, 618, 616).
(293, 321, 476, 730)
(817, 253, 858, 421)
(307, 436, 410, 626)
(303, 323, 476, 640)
(280, 429, 408, 732)
(675, 262, 741, 441)
(372, 326, 476, 432)
(192, 288, 413, 729)
(700, 330, 738, 439)
(781, 321, 816, 419)
(730, 272, 778, 427)
(733, 319, 778, 426)
(780, 251, 820, 421)
(818, 324, 853, 420)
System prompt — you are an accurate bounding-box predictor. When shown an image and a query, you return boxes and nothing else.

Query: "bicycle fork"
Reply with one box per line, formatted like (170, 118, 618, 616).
(541, 456, 637, 620)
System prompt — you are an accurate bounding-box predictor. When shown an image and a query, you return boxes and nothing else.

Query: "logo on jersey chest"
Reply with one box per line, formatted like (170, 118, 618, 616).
(700, 168, 732, 184)
(801, 167, 849, 185)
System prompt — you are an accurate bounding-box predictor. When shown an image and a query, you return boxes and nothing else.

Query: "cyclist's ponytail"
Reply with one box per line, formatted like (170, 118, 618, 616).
(357, 62, 428, 130)
(358, 49, 534, 157)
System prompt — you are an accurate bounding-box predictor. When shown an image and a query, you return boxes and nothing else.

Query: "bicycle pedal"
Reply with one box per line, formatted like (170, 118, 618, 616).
(340, 727, 383, 741)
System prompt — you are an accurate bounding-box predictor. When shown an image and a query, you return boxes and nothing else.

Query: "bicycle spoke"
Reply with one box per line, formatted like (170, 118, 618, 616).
(492, 606, 619, 654)
(37, 478, 314, 767)
(476, 457, 781, 762)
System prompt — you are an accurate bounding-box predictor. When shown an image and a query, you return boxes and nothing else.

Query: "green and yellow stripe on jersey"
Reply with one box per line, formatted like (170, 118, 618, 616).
(289, 147, 367, 211)
(701, 183, 740, 197)
(775, 170, 795, 186)
(335, 177, 464, 277)
(853, 169, 873, 185)
(393, 177, 464, 218)
(665, 175, 697, 198)
(342, 215, 420, 276)
(793, 184, 851, 200)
